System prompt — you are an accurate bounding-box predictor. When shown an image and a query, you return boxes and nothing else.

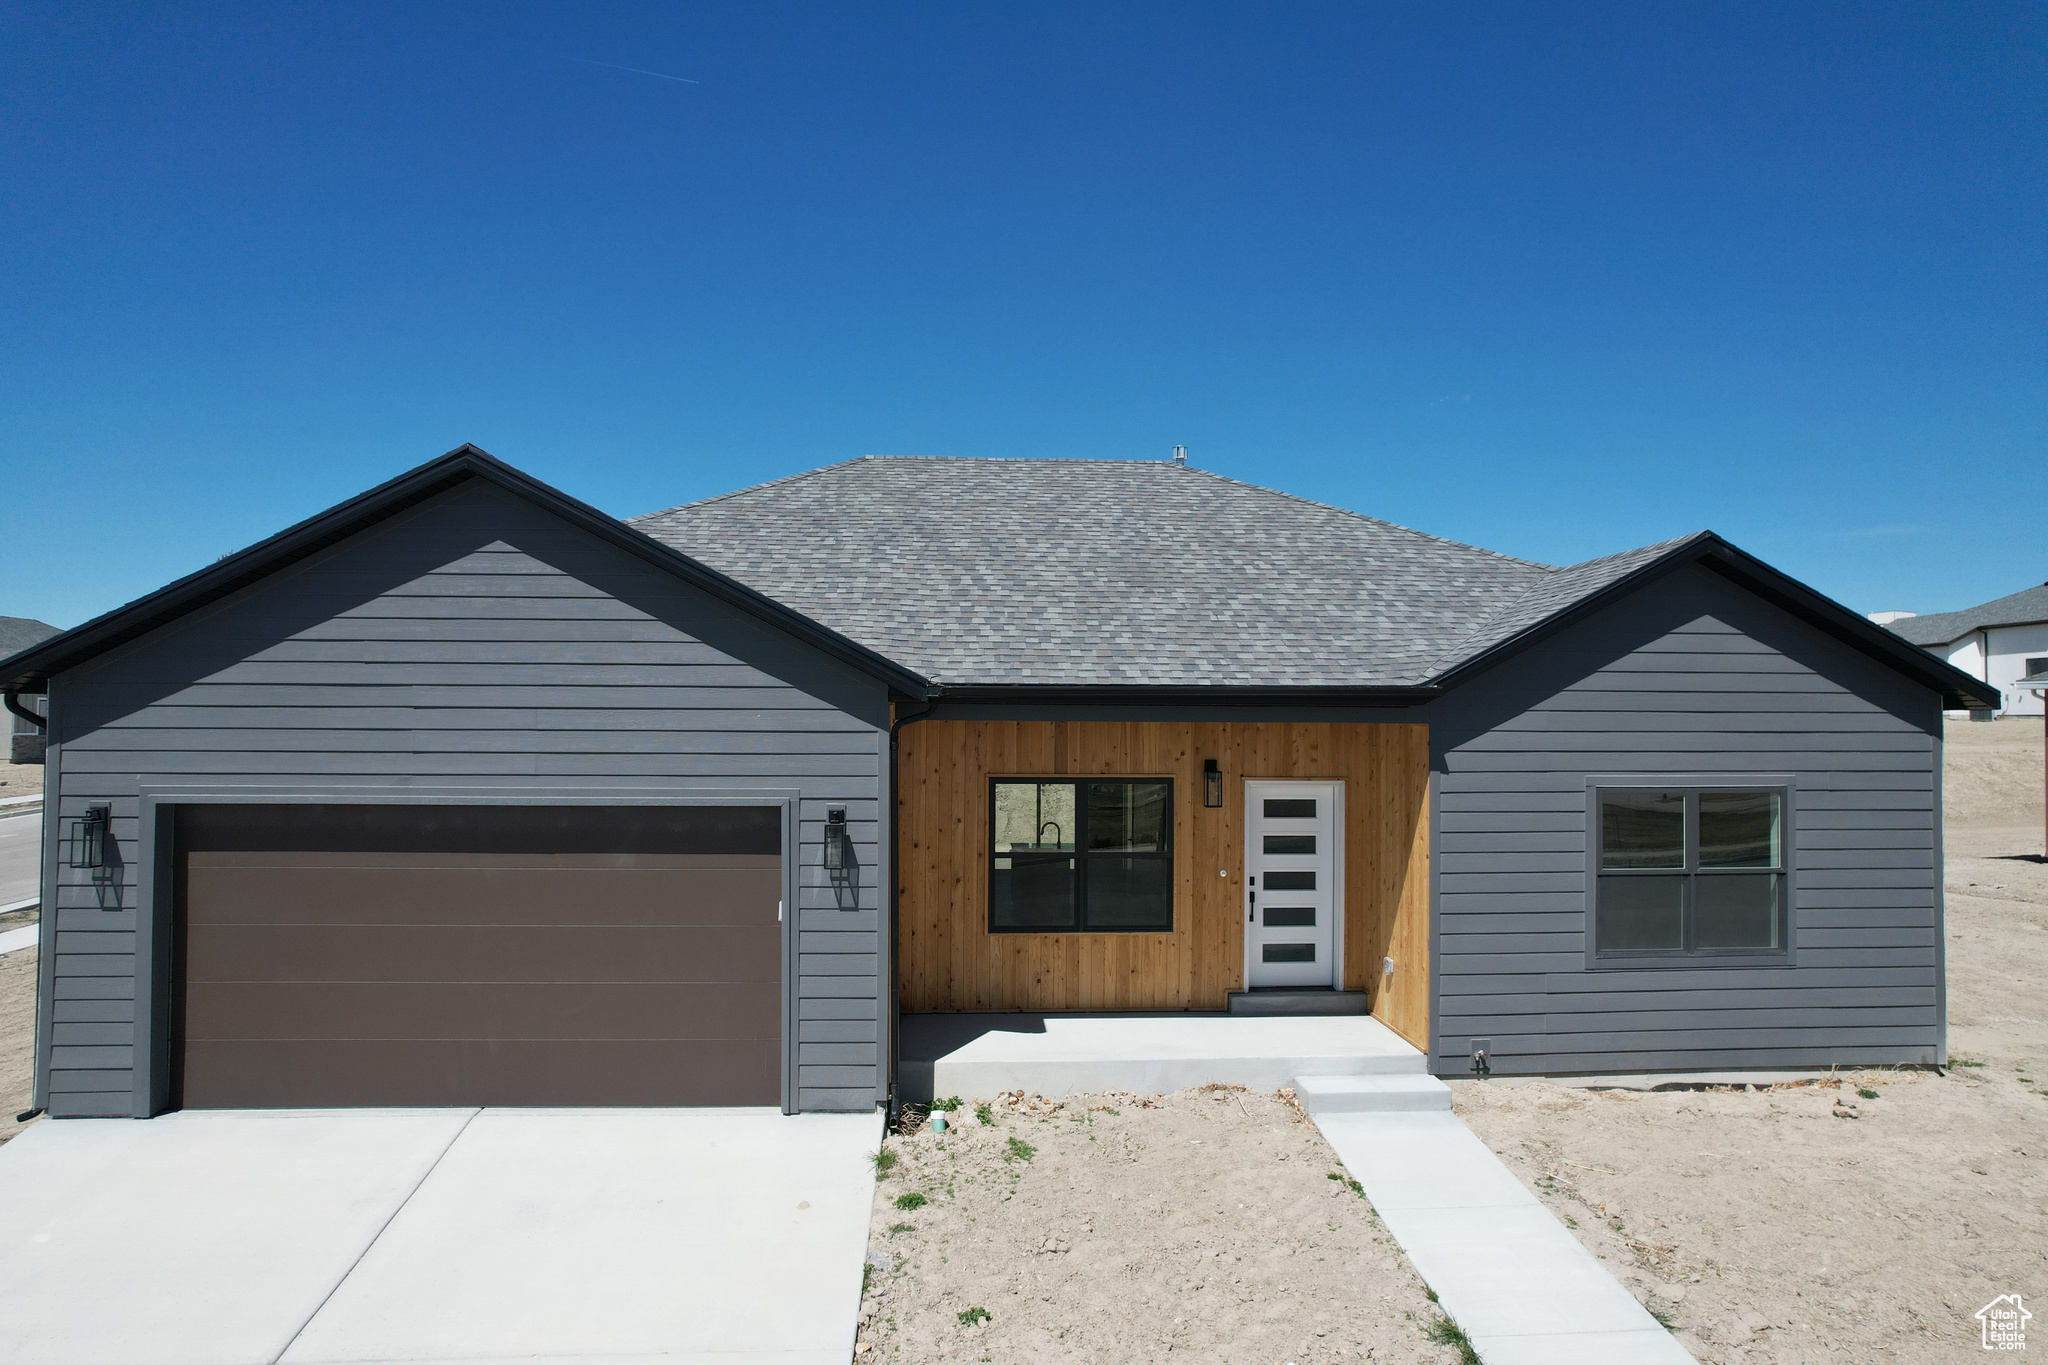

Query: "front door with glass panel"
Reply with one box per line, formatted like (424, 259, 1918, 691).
(1245, 781, 1340, 988)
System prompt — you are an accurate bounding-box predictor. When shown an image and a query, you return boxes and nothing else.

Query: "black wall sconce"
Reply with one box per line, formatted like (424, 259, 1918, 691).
(1203, 759, 1223, 808)
(824, 807, 855, 909)
(823, 807, 849, 871)
(70, 804, 111, 869)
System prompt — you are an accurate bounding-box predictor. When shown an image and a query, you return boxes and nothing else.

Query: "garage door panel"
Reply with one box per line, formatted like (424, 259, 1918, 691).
(175, 804, 787, 1109)
(185, 924, 781, 984)
(178, 805, 781, 856)
(185, 865, 780, 927)
(185, 853, 783, 871)
(182, 1039, 781, 1108)
(184, 982, 784, 1041)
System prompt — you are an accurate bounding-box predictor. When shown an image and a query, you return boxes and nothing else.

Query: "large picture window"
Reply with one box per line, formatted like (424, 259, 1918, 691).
(1595, 788, 1787, 957)
(990, 779, 1173, 932)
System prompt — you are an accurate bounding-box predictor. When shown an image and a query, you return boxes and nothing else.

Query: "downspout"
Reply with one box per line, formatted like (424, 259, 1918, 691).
(2, 687, 44, 736)
(885, 689, 942, 1129)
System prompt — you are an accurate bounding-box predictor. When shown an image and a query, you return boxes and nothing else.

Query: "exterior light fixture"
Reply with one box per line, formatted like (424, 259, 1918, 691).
(71, 805, 111, 869)
(823, 807, 849, 872)
(824, 806, 855, 910)
(1203, 760, 1223, 808)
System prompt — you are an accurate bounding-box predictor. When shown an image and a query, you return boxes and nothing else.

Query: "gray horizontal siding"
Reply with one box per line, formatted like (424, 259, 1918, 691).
(42, 480, 889, 1115)
(1425, 563, 1945, 1076)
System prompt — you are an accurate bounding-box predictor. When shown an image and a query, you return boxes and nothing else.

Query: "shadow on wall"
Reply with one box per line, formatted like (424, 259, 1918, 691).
(830, 830, 860, 910)
(59, 803, 124, 910)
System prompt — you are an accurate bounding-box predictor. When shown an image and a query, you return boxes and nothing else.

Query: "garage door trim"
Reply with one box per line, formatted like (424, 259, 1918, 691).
(131, 785, 803, 1118)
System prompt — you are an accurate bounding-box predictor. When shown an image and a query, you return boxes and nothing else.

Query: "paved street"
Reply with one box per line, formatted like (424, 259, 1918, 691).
(0, 807, 40, 907)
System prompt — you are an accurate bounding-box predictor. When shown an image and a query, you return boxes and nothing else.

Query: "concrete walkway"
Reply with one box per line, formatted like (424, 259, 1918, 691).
(1313, 1110, 1696, 1365)
(0, 1107, 882, 1365)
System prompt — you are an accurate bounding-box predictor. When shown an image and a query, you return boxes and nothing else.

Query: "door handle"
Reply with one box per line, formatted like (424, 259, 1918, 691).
(1247, 889, 1256, 923)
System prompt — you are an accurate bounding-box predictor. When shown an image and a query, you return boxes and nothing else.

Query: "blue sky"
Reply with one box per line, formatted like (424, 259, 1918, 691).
(3, 2, 2042, 629)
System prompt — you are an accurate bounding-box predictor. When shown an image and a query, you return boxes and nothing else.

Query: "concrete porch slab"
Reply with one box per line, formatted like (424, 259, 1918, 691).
(903, 1011, 1424, 1101)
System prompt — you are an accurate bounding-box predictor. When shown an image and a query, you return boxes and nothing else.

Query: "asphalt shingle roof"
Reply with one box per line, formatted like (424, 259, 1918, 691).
(0, 616, 59, 659)
(632, 456, 1703, 689)
(1421, 533, 1711, 677)
(1885, 583, 2048, 647)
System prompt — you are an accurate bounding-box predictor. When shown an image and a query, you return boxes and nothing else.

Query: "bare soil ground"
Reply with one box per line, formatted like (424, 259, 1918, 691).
(856, 1087, 1466, 1363)
(0, 760, 45, 1143)
(1455, 715, 2047, 1364)
(0, 935, 37, 1143)
(0, 758, 46, 799)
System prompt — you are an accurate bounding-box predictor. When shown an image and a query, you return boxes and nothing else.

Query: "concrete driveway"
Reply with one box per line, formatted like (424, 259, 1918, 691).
(1, 1107, 882, 1365)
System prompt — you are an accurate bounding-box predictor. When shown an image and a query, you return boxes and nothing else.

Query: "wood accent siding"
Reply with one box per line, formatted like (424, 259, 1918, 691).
(1426, 563, 1944, 1075)
(41, 480, 889, 1116)
(895, 719, 1431, 1045)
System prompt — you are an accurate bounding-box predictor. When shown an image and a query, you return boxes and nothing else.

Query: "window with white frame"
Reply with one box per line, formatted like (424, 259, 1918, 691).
(1595, 788, 1787, 957)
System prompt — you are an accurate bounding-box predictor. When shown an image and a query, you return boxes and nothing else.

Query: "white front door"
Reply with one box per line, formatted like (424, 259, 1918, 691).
(1244, 781, 1341, 989)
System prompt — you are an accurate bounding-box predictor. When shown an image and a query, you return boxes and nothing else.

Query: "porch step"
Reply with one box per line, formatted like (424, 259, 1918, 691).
(1227, 989, 1371, 1017)
(1294, 1073, 1453, 1114)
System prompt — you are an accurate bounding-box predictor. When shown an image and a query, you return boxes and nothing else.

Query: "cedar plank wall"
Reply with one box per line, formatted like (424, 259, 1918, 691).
(1426, 563, 1945, 1075)
(38, 480, 889, 1116)
(895, 719, 1431, 1046)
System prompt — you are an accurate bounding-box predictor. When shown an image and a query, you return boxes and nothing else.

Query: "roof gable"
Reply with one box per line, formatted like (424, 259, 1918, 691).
(1428, 532, 1999, 709)
(0, 446, 929, 697)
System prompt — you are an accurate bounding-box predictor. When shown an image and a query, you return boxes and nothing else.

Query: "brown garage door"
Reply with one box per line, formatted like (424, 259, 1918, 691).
(174, 804, 782, 1108)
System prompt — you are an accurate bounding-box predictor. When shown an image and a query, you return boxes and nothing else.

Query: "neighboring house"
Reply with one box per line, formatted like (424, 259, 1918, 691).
(1877, 583, 2048, 717)
(1, 615, 59, 762)
(0, 446, 1995, 1119)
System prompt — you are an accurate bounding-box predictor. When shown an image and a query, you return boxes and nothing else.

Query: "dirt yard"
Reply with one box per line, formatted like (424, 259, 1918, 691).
(0, 762, 44, 1141)
(856, 1086, 1467, 1363)
(0, 938, 34, 1139)
(1454, 715, 2047, 1364)
(0, 758, 46, 799)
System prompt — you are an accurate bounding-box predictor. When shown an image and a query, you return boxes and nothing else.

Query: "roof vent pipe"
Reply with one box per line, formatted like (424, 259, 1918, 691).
(1171, 445, 1187, 464)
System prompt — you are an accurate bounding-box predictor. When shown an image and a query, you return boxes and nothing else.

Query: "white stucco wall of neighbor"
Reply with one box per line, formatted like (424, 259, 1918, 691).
(1984, 622, 2048, 716)
(1888, 620, 2048, 718)
(1933, 628, 2048, 717)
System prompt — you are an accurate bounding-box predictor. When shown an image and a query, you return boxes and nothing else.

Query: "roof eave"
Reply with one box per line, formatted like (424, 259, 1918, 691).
(1428, 533, 2002, 712)
(0, 445, 933, 699)
(929, 683, 1440, 708)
